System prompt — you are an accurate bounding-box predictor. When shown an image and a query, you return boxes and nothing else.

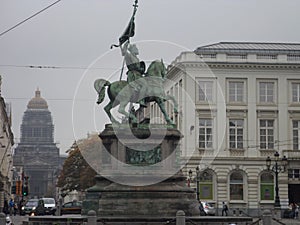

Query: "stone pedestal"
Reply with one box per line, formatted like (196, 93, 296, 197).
(82, 175, 111, 215)
(85, 124, 199, 217)
(98, 172, 199, 217)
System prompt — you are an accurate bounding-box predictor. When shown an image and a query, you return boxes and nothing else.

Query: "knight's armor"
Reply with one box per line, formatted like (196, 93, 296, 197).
(121, 42, 147, 106)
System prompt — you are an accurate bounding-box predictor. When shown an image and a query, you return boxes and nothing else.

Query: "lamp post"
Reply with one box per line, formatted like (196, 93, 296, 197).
(187, 167, 201, 201)
(195, 166, 200, 201)
(266, 151, 288, 208)
(188, 169, 192, 187)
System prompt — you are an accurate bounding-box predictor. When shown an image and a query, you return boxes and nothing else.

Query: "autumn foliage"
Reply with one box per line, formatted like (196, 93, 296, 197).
(57, 135, 100, 196)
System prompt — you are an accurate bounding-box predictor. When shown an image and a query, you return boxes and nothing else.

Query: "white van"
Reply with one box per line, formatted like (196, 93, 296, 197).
(37, 198, 56, 215)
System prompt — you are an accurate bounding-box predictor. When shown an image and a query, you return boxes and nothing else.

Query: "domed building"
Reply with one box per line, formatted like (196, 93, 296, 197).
(13, 88, 60, 198)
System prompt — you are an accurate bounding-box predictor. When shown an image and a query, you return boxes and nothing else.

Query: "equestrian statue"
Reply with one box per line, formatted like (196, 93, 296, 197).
(94, 0, 178, 125)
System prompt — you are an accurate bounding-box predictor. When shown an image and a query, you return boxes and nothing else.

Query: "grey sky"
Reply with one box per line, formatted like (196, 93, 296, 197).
(0, 0, 299, 154)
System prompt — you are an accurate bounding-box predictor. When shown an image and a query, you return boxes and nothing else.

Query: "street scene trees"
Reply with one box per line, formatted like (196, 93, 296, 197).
(57, 137, 97, 197)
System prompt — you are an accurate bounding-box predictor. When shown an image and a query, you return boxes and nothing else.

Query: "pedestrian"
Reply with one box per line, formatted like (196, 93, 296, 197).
(19, 199, 25, 215)
(222, 201, 228, 216)
(290, 202, 297, 219)
(292, 202, 299, 219)
(13, 202, 17, 216)
(295, 204, 299, 219)
(199, 201, 206, 216)
(8, 198, 14, 216)
(2, 199, 9, 215)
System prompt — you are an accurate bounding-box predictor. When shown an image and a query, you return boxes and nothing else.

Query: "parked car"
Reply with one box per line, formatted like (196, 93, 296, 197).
(201, 202, 216, 216)
(36, 198, 56, 215)
(61, 201, 82, 215)
(20, 199, 39, 215)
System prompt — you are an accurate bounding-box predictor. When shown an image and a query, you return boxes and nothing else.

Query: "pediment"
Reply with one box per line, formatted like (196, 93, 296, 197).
(25, 156, 51, 166)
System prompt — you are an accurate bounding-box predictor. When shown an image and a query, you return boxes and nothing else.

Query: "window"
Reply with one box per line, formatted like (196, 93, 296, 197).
(33, 127, 41, 137)
(292, 83, 300, 103)
(199, 119, 213, 149)
(64, 202, 72, 207)
(229, 119, 244, 149)
(201, 54, 216, 59)
(259, 120, 274, 149)
(288, 169, 300, 179)
(24, 127, 33, 137)
(229, 81, 244, 102)
(227, 54, 247, 60)
(259, 82, 274, 103)
(288, 55, 300, 61)
(179, 79, 183, 101)
(257, 54, 277, 60)
(175, 83, 179, 102)
(260, 173, 274, 200)
(293, 120, 300, 150)
(198, 81, 213, 102)
(199, 171, 213, 200)
(230, 172, 244, 200)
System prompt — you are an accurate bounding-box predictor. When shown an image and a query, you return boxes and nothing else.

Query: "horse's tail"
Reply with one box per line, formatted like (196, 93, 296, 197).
(94, 79, 110, 104)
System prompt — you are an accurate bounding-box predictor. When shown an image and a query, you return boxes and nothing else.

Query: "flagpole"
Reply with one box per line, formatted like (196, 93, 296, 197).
(110, 0, 139, 49)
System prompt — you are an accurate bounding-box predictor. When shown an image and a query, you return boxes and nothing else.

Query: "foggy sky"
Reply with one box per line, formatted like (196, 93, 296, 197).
(0, 0, 299, 154)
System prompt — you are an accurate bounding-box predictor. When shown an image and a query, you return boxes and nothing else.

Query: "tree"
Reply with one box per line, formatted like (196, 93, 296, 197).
(57, 136, 98, 196)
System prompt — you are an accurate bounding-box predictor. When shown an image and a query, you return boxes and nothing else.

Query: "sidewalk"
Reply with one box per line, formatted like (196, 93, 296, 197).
(253, 217, 300, 225)
(279, 218, 300, 225)
(10, 215, 28, 225)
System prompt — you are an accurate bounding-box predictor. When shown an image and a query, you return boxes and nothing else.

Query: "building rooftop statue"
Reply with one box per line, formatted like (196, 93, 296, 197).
(27, 88, 48, 110)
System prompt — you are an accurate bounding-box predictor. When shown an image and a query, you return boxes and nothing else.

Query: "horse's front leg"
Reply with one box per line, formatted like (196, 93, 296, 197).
(118, 103, 137, 124)
(104, 102, 119, 124)
(156, 98, 174, 125)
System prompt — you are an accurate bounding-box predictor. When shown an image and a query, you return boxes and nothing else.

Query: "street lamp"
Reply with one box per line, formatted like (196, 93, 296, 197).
(266, 151, 288, 208)
(187, 167, 201, 200)
(195, 166, 200, 201)
(188, 169, 192, 187)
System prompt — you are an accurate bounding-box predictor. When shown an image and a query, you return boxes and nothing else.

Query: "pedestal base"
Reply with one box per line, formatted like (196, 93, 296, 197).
(98, 172, 199, 217)
(84, 125, 199, 217)
(82, 175, 112, 215)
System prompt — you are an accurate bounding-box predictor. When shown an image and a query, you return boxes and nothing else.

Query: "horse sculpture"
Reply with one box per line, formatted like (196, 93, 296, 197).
(94, 60, 178, 125)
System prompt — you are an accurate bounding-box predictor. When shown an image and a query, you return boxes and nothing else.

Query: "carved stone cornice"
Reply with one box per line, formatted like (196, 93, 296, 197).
(206, 62, 300, 70)
(170, 61, 300, 70)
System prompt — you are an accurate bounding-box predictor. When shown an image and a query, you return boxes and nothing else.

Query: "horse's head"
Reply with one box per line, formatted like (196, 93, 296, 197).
(146, 59, 166, 79)
(160, 59, 166, 79)
(94, 79, 110, 104)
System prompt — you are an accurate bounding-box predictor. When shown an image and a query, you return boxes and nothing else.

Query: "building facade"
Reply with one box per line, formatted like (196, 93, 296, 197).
(13, 89, 60, 198)
(147, 42, 300, 216)
(0, 76, 14, 211)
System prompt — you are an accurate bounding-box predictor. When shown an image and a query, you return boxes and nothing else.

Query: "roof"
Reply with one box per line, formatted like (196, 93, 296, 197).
(195, 42, 300, 54)
(27, 88, 48, 110)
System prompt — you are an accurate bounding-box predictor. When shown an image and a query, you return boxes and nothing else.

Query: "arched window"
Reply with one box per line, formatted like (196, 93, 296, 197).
(199, 171, 213, 200)
(260, 173, 274, 200)
(230, 171, 244, 200)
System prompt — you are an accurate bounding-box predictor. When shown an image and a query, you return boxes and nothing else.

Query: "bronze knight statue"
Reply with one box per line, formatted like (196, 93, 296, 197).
(120, 41, 147, 107)
(95, 0, 178, 125)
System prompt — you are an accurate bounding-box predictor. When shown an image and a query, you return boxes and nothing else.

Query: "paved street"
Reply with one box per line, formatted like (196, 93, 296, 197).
(6, 214, 300, 225)
(10, 215, 28, 225)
